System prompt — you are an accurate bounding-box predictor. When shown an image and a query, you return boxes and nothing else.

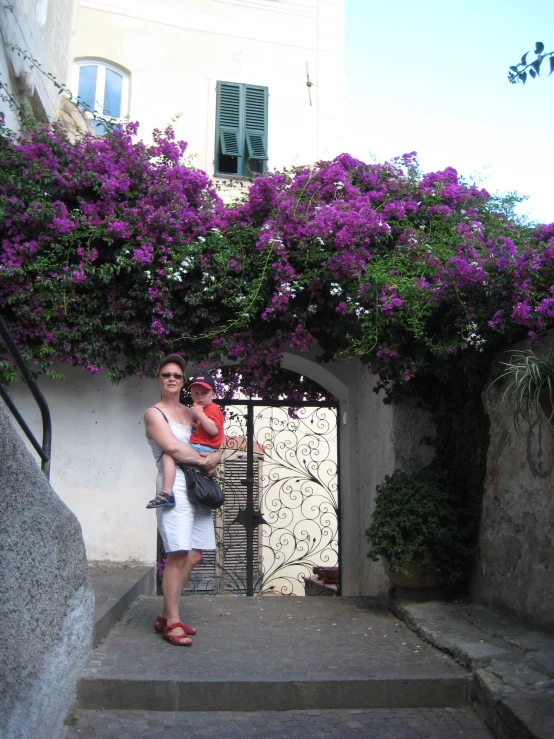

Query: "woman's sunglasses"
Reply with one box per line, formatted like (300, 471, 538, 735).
(160, 372, 183, 380)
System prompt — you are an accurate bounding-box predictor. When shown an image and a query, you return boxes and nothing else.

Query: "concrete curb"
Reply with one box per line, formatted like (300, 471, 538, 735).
(392, 600, 554, 739)
(90, 564, 155, 648)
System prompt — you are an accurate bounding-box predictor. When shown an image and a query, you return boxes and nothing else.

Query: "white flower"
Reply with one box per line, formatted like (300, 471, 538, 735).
(330, 283, 342, 297)
(197, 236, 206, 243)
(316, 237, 324, 245)
(144, 270, 151, 279)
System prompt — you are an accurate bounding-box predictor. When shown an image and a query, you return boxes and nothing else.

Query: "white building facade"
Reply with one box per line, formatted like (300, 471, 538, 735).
(68, 0, 345, 178)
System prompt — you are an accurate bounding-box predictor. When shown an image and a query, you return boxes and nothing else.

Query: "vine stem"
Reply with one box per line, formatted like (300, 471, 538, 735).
(169, 239, 276, 342)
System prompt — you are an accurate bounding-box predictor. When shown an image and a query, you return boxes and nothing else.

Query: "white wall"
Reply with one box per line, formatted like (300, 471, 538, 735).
(9, 364, 161, 563)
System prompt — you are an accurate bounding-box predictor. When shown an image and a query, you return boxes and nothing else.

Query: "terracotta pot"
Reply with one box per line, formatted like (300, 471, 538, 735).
(312, 566, 339, 584)
(383, 557, 445, 590)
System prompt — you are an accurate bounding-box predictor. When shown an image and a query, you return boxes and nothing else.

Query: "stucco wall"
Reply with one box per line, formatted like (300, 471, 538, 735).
(0, 399, 94, 739)
(8, 364, 161, 563)
(473, 335, 554, 632)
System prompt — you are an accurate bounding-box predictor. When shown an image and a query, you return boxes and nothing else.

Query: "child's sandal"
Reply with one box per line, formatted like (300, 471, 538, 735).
(146, 492, 175, 509)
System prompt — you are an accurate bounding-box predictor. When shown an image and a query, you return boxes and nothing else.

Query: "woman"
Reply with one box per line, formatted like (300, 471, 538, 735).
(144, 354, 222, 646)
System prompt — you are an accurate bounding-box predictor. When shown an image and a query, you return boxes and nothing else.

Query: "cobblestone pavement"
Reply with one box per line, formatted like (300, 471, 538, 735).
(84, 597, 464, 682)
(65, 706, 493, 738)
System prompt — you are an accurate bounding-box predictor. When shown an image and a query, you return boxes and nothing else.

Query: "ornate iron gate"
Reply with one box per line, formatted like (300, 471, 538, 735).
(184, 400, 340, 596)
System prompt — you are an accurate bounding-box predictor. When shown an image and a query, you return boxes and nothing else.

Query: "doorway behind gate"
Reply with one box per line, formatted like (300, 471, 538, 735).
(168, 400, 340, 596)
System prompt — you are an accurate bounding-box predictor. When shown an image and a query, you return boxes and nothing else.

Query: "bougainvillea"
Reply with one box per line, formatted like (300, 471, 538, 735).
(1, 118, 554, 400)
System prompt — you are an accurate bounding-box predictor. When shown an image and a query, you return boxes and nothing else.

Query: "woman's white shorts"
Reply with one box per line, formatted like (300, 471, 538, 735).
(156, 468, 216, 553)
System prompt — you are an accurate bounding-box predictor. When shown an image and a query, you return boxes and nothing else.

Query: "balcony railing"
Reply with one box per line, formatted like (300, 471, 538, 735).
(0, 314, 52, 480)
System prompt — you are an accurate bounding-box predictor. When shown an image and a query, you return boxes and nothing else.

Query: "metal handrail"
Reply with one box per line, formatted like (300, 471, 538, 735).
(0, 314, 52, 479)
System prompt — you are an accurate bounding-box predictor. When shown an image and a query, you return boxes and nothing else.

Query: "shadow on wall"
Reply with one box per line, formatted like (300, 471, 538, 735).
(0, 399, 94, 739)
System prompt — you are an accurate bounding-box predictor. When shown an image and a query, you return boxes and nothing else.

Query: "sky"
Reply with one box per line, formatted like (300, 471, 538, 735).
(344, 0, 554, 224)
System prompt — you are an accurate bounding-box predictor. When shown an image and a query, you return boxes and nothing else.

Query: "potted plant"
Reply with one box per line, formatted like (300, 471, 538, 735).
(492, 348, 554, 430)
(365, 465, 475, 590)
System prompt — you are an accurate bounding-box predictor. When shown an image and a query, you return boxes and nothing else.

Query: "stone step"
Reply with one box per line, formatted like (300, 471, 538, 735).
(78, 596, 470, 712)
(392, 600, 554, 739)
(89, 562, 155, 648)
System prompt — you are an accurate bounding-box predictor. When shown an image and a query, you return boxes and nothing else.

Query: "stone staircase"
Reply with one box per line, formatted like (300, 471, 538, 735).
(81, 565, 554, 738)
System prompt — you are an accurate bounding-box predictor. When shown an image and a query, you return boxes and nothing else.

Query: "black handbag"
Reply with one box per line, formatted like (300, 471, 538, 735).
(181, 466, 225, 509)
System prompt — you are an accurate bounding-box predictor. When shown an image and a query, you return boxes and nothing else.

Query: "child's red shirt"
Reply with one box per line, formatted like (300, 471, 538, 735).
(190, 403, 224, 448)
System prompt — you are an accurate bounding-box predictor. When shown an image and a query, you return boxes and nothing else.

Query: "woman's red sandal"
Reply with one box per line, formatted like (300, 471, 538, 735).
(163, 622, 193, 646)
(154, 616, 196, 635)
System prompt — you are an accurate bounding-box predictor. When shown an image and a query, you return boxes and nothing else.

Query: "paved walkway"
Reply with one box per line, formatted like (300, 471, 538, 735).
(66, 706, 493, 738)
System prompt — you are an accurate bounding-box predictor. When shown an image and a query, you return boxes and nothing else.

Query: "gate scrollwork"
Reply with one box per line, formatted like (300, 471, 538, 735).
(182, 401, 339, 596)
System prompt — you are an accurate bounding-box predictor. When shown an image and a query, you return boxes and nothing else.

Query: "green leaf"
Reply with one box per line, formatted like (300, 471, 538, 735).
(531, 59, 541, 74)
(521, 51, 529, 65)
(549, 56, 554, 75)
(529, 69, 536, 79)
(509, 65, 519, 72)
(535, 41, 545, 54)
(519, 71, 527, 84)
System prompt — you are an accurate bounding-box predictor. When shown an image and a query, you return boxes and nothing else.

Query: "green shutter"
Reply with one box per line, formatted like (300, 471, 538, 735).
(244, 85, 268, 161)
(220, 130, 240, 156)
(216, 82, 242, 164)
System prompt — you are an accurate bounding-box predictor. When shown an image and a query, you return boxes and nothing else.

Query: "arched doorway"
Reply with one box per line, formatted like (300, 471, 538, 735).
(179, 364, 342, 596)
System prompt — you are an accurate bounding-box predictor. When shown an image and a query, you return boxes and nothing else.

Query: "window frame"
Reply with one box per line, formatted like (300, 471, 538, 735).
(71, 59, 130, 132)
(214, 81, 268, 177)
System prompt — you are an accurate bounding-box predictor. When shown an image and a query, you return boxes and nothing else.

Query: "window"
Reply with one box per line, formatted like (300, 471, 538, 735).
(72, 60, 129, 135)
(215, 82, 268, 176)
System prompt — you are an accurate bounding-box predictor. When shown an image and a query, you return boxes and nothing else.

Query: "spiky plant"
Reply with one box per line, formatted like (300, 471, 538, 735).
(493, 348, 554, 430)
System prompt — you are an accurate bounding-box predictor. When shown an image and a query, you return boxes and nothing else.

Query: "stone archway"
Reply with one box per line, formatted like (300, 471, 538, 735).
(281, 350, 434, 598)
